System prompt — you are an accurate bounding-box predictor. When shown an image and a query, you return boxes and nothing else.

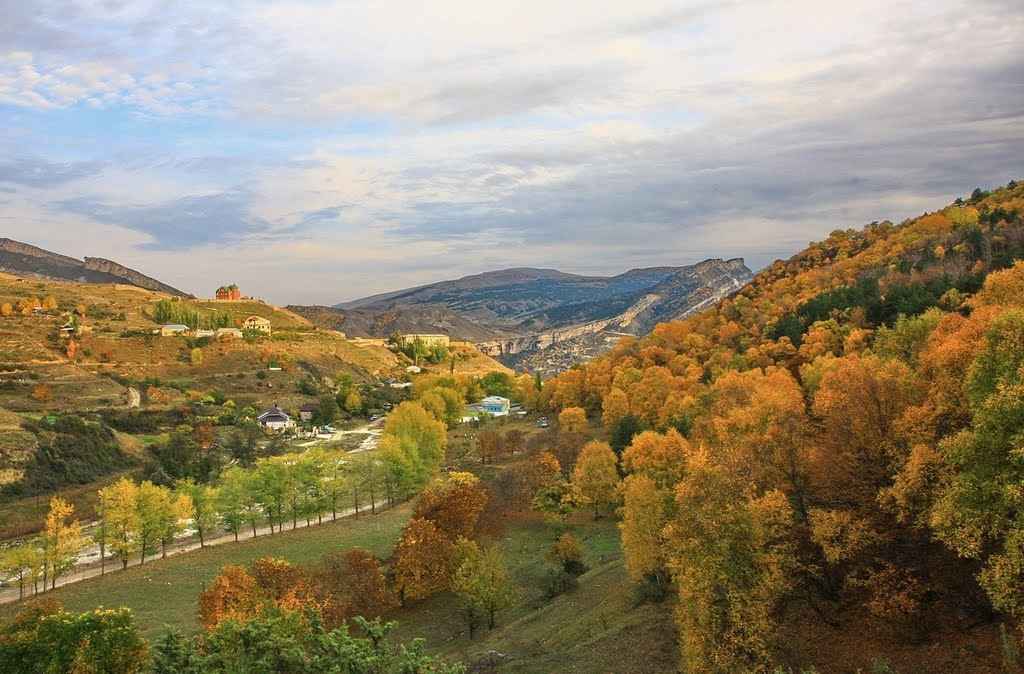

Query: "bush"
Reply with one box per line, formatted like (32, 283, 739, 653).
(542, 569, 578, 599)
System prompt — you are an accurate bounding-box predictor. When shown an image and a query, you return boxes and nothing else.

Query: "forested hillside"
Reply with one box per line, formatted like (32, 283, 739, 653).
(536, 181, 1024, 670)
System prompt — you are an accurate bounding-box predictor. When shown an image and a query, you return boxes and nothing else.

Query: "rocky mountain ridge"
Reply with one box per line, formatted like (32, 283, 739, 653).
(324, 258, 753, 372)
(0, 238, 190, 297)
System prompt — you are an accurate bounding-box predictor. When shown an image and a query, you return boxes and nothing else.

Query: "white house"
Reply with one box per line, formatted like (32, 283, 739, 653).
(257, 405, 294, 430)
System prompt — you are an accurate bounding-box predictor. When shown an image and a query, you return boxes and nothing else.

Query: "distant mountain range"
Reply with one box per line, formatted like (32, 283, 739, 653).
(0, 238, 189, 297)
(0, 235, 753, 373)
(291, 259, 754, 373)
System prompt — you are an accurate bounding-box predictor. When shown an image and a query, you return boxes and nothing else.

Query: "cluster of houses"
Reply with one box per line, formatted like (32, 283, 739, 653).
(159, 315, 270, 338)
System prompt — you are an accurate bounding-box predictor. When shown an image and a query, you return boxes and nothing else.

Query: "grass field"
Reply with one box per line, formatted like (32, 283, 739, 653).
(0, 503, 412, 640)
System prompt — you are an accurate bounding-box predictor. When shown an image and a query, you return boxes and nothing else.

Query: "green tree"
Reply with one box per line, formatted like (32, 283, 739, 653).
(316, 393, 340, 424)
(0, 544, 43, 599)
(0, 600, 148, 674)
(218, 466, 261, 540)
(254, 458, 288, 533)
(932, 309, 1024, 622)
(176, 479, 219, 547)
(452, 540, 517, 635)
(380, 401, 447, 487)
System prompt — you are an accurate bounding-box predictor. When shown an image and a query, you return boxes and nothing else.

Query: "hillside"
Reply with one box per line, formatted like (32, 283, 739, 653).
(0, 238, 189, 297)
(287, 304, 507, 342)
(536, 180, 1024, 671)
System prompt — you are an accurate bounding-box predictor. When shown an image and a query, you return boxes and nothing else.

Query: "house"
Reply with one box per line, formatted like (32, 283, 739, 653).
(383, 377, 412, 389)
(216, 327, 242, 339)
(400, 334, 450, 348)
(257, 405, 294, 430)
(243, 316, 271, 334)
(299, 402, 319, 421)
(480, 395, 510, 416)
(405, 365, 422, 374)
(193, 329, 215, 338)
(161, 324, 190, 336)
(216, 284, 241, 300)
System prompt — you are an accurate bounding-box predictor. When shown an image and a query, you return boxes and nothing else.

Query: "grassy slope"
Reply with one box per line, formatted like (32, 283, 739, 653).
(0, 504, 412, 640)
(395, 514, 678, 674)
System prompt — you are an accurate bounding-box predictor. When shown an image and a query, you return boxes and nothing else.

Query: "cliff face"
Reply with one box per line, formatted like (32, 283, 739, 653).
(475, 258, 753, 372)
(84, 258, 189, 297)
(0, 238, 189, 297)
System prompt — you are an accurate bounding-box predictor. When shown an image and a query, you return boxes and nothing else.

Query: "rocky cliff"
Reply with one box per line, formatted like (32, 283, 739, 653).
(474, 258, 753, 372)
(0, 238, 189, 296)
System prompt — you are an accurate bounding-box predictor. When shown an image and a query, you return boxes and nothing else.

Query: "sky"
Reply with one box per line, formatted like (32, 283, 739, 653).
(0, 1, 1021, 306)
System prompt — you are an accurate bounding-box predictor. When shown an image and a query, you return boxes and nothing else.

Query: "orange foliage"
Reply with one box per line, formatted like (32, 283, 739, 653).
(198, 564, 264, 629)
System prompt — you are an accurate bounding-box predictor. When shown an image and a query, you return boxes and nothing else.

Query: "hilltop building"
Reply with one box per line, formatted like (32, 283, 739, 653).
(216, 284, 241, 300)
(400, 334, 450, 348)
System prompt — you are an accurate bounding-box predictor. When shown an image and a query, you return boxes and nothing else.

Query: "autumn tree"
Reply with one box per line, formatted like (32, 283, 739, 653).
(558, 406, 588, 433)
(31, 383, 52, 403)
(391, 518, 455, 605)
(601, 387, 630, 431)
(412, 472, 490, 542)
(316, 547, 398, 628)
(546, 533, 587, 576)
(620, 429, 690, 491)
(571, 440, 620, 518)
(620, 474, 672, 593)
(665, 448, 794, 672)
(97, 478, 141, 569)
(40, 497, 86, 590)
(198, 563, 265, 629)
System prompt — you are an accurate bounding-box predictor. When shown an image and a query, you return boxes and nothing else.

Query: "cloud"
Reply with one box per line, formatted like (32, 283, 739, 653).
(54, 189, 282, 250)
(0, 156, 105, 188)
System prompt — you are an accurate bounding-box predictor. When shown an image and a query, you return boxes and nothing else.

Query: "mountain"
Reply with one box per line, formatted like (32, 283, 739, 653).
(330, 259, 753, 373)
(0, 238, 189, 297)
(285, 304, 507, 343)
(337, 266, 690, 330)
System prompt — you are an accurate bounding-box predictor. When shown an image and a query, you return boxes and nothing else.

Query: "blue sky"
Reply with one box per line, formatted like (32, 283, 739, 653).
(0, 0, 1021, 305)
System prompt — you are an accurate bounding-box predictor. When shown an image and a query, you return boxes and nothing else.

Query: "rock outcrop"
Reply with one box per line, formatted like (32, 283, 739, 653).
(0, 238, 189, 296)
